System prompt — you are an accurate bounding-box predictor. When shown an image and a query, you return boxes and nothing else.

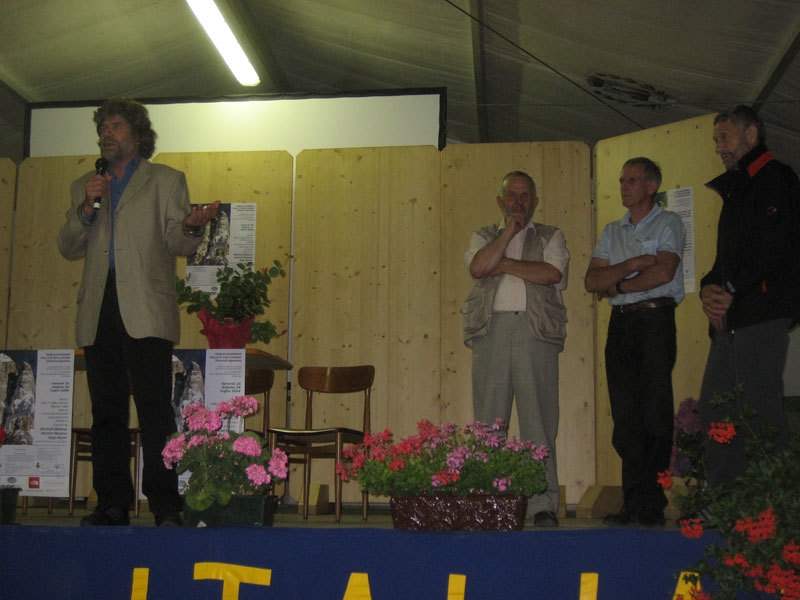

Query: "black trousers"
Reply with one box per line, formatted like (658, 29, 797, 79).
(605, 305, 676, 512)
(83, 270, 182, 516)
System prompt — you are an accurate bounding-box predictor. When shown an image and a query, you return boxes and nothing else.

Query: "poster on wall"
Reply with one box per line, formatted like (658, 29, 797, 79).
(183, 203, 257, 292)
(158, 349, 246, 496)
(0, 349, 74, 497)
(664, 186, 696, 294)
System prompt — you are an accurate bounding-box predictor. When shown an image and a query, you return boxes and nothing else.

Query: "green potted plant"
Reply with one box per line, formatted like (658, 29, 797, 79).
(162, 395, 289, 526)
(176, 260, 286, 348)
(663, 389, 800, 599)
(336, 419, 549, 530)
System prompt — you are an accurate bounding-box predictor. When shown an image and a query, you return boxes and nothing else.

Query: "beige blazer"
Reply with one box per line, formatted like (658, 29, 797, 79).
(57, 160, 202, 348)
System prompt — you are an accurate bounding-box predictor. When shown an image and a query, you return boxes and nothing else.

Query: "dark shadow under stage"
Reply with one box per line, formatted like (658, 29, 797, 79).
(1, 503, 709, 600)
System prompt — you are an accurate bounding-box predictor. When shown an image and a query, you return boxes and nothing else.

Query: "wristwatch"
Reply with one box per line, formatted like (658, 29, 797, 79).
(615, 279, 625, 295)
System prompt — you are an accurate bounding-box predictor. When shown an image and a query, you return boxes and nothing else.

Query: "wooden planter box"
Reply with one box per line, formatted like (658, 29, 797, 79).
(390, 493, 527, 531)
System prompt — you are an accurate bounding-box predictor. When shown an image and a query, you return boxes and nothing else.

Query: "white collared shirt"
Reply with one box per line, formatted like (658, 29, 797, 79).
(465, 220, 569, 312)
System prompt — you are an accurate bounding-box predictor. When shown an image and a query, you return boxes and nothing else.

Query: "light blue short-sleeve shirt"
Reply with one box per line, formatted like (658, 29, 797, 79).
(591, 204, 686, 306)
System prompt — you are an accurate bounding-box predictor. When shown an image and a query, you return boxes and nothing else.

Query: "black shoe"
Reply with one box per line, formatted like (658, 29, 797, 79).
(636, 507, 665, 527)
(533, 511, 559, 527)
(603, 508, 635, 526)
(155, 513, 183, 527)
(80, 505, 129, 526)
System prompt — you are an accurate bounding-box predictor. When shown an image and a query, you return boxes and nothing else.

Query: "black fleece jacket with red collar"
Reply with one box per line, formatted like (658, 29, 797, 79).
(703, 144, 800, 330)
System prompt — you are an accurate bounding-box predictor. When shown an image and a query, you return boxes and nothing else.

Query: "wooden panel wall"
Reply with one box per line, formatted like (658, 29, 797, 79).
(10, 156, 95, 350)
(592, 114, 723, 485)
(0, 158, 15, 346)
(9, 153, 292, 456)
(292, 142, 595, 505)
(10, 143, 595, 506)
(154, 152, 293, 434)
(291, 147, 443, 502)
(11, 156, 107, 494)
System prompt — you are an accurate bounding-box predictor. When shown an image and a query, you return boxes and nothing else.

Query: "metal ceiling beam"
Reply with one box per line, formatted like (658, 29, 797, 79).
(753, 24, 800, 112)
(470, 0, 489, 143)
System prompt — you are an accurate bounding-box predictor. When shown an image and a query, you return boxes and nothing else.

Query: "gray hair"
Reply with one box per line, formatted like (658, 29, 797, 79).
(500, 171, 536, 197)
(623, 157, 662, 190)
(714, 105, 766, 145)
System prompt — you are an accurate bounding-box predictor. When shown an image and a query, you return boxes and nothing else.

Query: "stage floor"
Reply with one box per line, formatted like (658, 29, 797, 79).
(5, 498, 706, 600)
(15, 497, 678, 531)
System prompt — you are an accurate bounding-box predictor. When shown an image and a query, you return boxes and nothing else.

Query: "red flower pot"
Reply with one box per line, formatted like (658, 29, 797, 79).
(197, 307, 254, 349)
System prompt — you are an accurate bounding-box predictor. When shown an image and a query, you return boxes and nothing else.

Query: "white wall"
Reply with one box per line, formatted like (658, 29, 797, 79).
(29, 92, 443, 157)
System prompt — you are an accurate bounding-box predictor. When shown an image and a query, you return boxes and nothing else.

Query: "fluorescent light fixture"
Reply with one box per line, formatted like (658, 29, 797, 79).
(187, 0, 260, 86)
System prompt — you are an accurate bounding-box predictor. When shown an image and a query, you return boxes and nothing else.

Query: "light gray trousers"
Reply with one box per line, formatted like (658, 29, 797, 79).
(471, 311, 561, 514)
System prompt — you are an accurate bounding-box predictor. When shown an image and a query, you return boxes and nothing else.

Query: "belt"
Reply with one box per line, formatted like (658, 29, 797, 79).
(612, 297, 676, 315)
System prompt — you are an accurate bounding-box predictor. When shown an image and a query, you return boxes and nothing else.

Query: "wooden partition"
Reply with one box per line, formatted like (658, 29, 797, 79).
(592, 114, 723, 486)
(0, 158, 15, 346)
(292, 142, 595, 505)
(291, 146, 443, 506)
(155, 151, 293, 434)
(9, 153, 293, 495)
(11, 142, 596, 507)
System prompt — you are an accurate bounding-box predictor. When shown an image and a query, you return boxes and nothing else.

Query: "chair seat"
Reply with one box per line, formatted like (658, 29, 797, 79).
(269, 364, 374, 522)
(267, 427, 363, 444)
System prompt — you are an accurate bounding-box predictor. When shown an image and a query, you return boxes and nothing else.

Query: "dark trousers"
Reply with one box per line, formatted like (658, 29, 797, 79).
(83, 270, 182, 516)
(605, 306, 676, 512)
(699, 318, 790, 490)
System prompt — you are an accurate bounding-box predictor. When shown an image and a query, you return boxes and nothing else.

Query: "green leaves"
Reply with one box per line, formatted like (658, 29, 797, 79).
(176, 260, 286, 345)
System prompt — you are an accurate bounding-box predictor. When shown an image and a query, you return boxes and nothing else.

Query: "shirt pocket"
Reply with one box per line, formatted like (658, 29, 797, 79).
(641, 239, 659, 256)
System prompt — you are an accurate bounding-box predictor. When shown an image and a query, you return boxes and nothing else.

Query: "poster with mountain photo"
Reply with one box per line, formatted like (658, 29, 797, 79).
(0, 349, 74, 497)
(154, 348, 246, 499)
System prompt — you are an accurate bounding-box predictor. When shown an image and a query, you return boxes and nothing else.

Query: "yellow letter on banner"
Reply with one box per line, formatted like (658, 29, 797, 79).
(673, 571, 702, 599)
(342, 573, 372, 600)
(447, 574, 466, 600)
(579, 573, 598, 600)
(194, 562, 271, 600)
(130, 567, 149, 600)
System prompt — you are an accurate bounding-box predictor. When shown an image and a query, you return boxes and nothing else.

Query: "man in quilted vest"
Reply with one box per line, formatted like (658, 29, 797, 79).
(463, 171, 569, 527)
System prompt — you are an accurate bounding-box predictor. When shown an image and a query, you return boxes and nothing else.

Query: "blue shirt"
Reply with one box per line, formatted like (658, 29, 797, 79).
(108, 155, 142, 268)
(591, 204, 686, 305)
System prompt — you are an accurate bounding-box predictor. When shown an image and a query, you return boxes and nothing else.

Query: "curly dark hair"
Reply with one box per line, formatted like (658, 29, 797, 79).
(93, 98, 157, 159)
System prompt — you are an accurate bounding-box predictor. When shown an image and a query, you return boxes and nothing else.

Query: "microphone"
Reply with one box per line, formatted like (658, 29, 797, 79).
(93, 158, 108, 212)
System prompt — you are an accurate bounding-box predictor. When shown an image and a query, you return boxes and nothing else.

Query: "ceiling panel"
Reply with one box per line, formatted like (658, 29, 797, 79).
(0, 0, 798, 171)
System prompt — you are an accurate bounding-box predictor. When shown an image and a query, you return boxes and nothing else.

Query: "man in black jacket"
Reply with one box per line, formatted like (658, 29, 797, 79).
(699, 105, 800, 493)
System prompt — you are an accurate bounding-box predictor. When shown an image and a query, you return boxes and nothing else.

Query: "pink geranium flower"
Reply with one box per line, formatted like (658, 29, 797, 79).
(161, 395, 288, 511)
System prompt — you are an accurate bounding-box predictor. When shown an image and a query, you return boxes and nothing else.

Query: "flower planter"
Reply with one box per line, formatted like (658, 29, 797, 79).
(390, 493, 527, 531)
(0, 487, 20, 525)
(198, 308, 254, 348)
(184, 494, 279, 527)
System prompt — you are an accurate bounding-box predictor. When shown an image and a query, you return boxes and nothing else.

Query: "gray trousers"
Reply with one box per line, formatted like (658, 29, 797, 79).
(700, 318, 791, 489)
(471, 312, 560, 514)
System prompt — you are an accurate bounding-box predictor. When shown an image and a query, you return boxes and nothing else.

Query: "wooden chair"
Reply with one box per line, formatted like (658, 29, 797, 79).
(244, 368, 275, 436)
(267, 365, 375, 522)
(69, 427, 141, 517)
(20, 494, 53, 515)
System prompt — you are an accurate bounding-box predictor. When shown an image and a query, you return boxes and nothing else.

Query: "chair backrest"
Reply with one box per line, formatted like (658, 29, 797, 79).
(297, 365, 375, 431)
(245, 368, 275, 434)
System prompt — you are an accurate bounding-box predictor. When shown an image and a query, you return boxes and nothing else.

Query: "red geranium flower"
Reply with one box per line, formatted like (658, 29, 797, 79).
(733, 508, 777, 543)
(707, 421, 736, 444)
(680, 517, 704, 539)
